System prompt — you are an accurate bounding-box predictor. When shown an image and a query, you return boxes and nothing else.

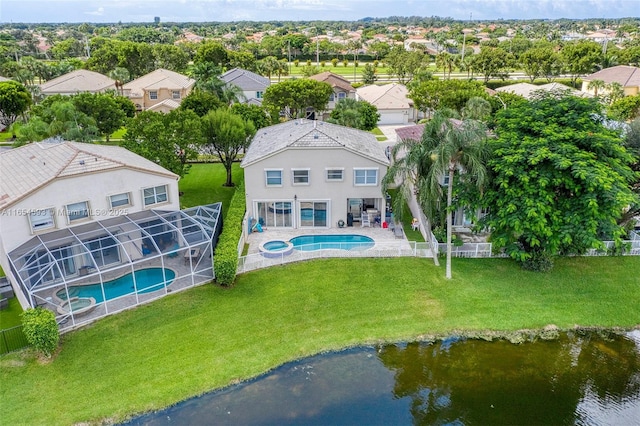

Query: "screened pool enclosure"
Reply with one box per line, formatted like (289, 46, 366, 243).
(7, 203, 222, 331)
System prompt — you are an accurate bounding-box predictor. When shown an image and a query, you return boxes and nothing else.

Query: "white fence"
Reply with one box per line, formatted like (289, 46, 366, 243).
(237, 241, 432, 274)
(437, 242, 494, 258)
(584, 240, 640, 256)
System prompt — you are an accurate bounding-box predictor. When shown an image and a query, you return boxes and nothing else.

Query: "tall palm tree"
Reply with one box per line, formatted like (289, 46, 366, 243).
(430, 117, 489, 279)
(383, 110, 489, 279)
(109, 67, 130, 96)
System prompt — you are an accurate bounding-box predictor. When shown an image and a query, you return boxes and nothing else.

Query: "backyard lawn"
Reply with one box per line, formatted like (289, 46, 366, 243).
(178, 162, 243, 213)
(1, 255, 639, 425)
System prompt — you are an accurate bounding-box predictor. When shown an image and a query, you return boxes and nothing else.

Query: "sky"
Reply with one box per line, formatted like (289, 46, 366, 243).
(0, 0, 637, 23)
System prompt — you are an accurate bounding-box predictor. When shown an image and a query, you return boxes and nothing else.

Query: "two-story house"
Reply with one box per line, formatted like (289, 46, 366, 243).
(123, 68, 195, 111)
(220, 67, 271, 105)
(0, 140, 220, 327)
(241, 119, 389, 229)
(308, 72, 356, 120)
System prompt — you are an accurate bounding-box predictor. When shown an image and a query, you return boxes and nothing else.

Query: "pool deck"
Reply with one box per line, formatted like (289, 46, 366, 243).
(244, 225, 408, 255)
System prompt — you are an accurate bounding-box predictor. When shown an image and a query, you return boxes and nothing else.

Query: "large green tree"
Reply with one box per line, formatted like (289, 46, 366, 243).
(561, 40, 603, 88)
(472, 46, 512, 83)
(72, 92, 130, 143)
(384, 46, 426, 84)
(479, 92, 637, 270)
(201, 108, 256, 186)
(327, 98, 379, 131)
(408, 79, 488, 117)
(262, 78, 333, 119)
(0, 80, 31, 138)
(122, 109, 202, 177)
(17, 100, 98, 144)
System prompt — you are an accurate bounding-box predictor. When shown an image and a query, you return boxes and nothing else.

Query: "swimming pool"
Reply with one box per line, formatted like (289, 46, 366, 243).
(289, 235, 374, 251)
(56, 268, 176, 303)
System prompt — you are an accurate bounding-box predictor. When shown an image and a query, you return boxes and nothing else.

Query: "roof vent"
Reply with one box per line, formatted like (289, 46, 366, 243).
(79, 160, 85, 166)
(313, 134, 319, 139)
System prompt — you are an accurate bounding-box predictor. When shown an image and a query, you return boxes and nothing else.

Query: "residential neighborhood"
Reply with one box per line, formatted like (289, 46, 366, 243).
(0, 10, 639, 426)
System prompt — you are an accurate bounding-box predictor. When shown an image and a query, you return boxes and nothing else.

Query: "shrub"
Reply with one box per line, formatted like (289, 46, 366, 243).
(213, 182, 245, 286)
(520, 251, 554, 272)
(21, 308, 59, 357)
(331, 58, 338, 67)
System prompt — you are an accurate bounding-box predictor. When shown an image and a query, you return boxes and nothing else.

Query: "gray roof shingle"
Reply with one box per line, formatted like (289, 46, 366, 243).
(241, 119, 389, 167)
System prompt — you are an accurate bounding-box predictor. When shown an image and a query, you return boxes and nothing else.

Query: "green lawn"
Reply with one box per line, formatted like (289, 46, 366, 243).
(178, 162, 243, 213)
(1, 256, 639, 425)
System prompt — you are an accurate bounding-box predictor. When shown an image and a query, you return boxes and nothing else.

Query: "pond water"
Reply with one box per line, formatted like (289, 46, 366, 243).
(124, 330, 640, 425)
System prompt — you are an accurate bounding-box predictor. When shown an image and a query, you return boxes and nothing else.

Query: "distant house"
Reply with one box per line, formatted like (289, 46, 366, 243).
(309, 71, 356, 120)
(39, 70, 117, 97)
(241, 119, 389, 230)
(123, 68, 195, 111)
(219, 68, 270, 105)
(497, 82, 591, 100)
(582, 65, 640, 97)
(356, 83, 416, 125)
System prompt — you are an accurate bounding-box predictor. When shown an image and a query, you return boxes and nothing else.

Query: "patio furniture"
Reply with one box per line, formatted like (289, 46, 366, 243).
(184, 248, 201, 265)
(361, 214, 370, 227)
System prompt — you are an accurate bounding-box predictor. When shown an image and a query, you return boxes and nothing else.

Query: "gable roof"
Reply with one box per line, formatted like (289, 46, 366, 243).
(309, 72, 355, 93)
(583, 65, 640, 87)
(356, 83, 412, 110)
(123, 69, 195, 98)
(147, 98, 181, 112)
(0, 140, 178, 209)
(496, 82, 589, 99)
(220, 68, 270, 91)
(39, 70, 116, 95)
(241, 119, 389, 168)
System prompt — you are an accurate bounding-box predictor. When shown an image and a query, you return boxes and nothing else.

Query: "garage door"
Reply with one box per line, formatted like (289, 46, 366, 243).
(377, 111, 408, 125)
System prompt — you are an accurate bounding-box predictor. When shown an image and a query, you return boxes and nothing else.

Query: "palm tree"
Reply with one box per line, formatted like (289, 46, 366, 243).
(382, 110, 489, 279)
(109, 67, 130, 96)
(431, 117, 489, 279)
(587, 79, 606, 97)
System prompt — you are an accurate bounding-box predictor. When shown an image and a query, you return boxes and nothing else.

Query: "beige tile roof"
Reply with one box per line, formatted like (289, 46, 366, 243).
(356, 83, 412, 110)
(123, 69, 195, 98)
(309, 72, 355, 93)
(0, 140, 178, 209)
(241, 119, 389, 168)
(39, 70, 116, 95)
(583, 65, 640, 87)
(147, 98, 181, 112)
(496, 82, 589, 99)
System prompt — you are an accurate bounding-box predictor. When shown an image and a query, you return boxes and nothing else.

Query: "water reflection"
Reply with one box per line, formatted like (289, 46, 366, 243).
(124, 331, 640, 425)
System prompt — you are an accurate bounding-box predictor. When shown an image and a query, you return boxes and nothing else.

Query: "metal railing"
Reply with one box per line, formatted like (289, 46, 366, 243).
(437, 242, 494, 258)
(584, 240, 640, 256)
(237, 241, 432, 274)
(0, 325, 29, 355)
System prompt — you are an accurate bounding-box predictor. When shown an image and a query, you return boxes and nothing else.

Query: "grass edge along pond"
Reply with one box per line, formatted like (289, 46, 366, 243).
(1, 256, 639, 425)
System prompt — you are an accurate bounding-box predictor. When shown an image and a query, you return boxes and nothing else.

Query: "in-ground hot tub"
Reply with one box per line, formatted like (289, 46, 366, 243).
(259, 240, 294, 258)
(57, 297, 97, 316)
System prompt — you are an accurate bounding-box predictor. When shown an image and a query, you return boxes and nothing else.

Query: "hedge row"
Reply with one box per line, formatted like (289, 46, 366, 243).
(485, 78, 582, 90)
(213, 182, 246, 286)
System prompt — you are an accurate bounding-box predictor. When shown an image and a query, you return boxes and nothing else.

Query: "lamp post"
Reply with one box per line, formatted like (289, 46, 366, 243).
(316, 29, 320, 66)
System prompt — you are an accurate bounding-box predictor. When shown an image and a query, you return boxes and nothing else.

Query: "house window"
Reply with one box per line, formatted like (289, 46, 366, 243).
(256, 91, 263, 99)
(66, 201, 90, 222)
(326, 168, 344, 181)
(172, 90, 181, 100)
(29, 208, 55, 233)
(354, 169, 378, 186)
(338, 92, 346, 100)
(143, 185, 168, 207)
(109, 192, 131, 208)
(292, 169, 310, 185)
(441, 174, 450, 186)
(329, 93, 335, 102)
(265, 170, 283, 186)
(149, 91, 158, 100)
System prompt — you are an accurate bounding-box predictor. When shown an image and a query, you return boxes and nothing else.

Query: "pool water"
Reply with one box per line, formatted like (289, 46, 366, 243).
(290, 234, 374, 251)
(263, 241, 290, 251)
(56, 268, 176, 303)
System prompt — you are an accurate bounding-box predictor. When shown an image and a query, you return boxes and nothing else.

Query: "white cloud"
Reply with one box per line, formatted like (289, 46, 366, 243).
(85, 6, 105, 16)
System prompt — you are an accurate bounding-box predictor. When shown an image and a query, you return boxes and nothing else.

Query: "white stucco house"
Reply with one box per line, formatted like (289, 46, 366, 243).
(0, 139, 221, 329)
(241, 119, 389, 230)
(309, 71, 356, 120)
(356, 83, 417, 125)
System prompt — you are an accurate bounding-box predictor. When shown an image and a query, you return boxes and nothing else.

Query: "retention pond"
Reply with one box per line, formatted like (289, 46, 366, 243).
(124, 330, 640, 425)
